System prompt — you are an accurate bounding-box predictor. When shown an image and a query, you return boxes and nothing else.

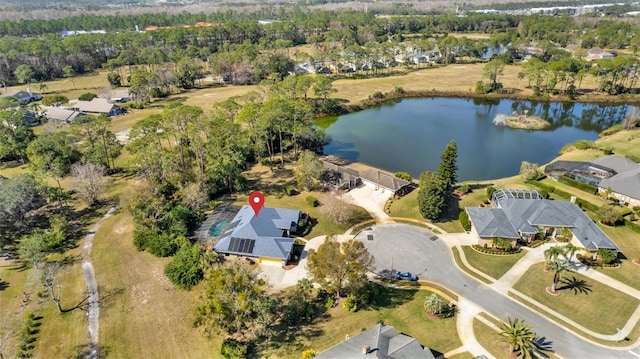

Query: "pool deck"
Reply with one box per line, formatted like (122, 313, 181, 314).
(193, 204, 240, 248)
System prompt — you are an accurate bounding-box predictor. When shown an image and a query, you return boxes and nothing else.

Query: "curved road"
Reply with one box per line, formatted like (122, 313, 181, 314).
(355, 223, 640, 358)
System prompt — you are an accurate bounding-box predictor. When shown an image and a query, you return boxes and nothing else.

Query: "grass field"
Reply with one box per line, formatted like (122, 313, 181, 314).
(513, 263, 639, 335)
(92, 211, 221, 358)
(461, 246, 527, 280)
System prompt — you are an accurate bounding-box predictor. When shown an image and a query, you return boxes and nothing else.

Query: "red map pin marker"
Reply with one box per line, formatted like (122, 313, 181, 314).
(249, 192, 265, 216)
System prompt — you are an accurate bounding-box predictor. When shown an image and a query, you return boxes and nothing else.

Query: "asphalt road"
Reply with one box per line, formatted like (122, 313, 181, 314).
(355, 223, 640, 358)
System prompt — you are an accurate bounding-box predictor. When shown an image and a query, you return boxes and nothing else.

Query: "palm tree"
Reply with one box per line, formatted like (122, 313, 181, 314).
(563, 243, 579, 262)
(424, 293, 447, 316)
(550, 259, 572, 293)
(596, 248, 618, 265)
(499, 317, 540, 358)
(544, 245, 565, 264)
(559, 227, 572, 241)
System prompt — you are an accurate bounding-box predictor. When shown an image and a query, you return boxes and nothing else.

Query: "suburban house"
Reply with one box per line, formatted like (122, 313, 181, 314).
(0, 89, 42, 104)
(545, 156, 640, 207)
(74, 98, 124, 116)
(585, 48, 616, 61)
(592, 156, 640, 207)
(44, 107, 83, 123)
(213, 205, 303, 265)
(466, 189, 621, 253)
(315, 323, 435, 359)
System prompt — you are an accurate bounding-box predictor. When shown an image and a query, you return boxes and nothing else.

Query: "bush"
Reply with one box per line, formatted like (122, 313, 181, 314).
(602, 148, 614, 155)
(220, 339, 248, 359)
(459, 211, 471, 231)
(342, 295, 358, 312)
(557, 175, 598, 194)
(597, 206, 623, 226)
(164, 242, 204, 289)
(486, 186, 496, 201)
(305, 195, 319, 207)
(283, 185, 297, 196)
(394, 171, 412, 181)
(472, 244, 521, 255)
(574, 139, 595, 150)
(369, 91, 385, 99)
(599, 124, 623, 137)
(301, 349, 318, 359)
(78, 92, 97, 101)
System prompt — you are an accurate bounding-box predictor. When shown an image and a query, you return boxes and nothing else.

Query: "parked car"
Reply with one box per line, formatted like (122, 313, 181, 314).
(395, 271, 418, 281)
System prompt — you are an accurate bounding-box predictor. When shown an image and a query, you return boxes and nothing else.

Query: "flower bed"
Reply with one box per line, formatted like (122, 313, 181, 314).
(472, 244, 522, 255)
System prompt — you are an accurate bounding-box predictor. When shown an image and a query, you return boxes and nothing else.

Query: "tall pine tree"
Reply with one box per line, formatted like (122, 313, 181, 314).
(439, 140, 458, 191)
(417, 171, 447, 220)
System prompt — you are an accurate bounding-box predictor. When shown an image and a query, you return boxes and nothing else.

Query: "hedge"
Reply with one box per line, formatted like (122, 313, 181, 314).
(557, 175, 598, 195)
(525, 179, 571, 200)
(472, 244, 522, 255)
(575, 198, 599, 212)
(625, 219, 640, 233)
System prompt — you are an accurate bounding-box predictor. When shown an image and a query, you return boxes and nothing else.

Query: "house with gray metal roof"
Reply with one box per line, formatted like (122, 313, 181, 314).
(593, 156, 640, 207)
(213, 205, 302, 265)
(315, 323, 435, 359)
(466, 189, 621, 252)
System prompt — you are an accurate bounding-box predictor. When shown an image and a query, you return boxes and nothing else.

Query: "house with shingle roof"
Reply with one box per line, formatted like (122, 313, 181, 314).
(593, 156, 640, 207)
(74, 98, 124, 116)
(466, 189, 621, 253)
(360, 169, 412, 195)
(213, 205, 302, 265)
(0, 89, 42, 104)
(315, 323, 435, 359)
(45, 107, 82, 123)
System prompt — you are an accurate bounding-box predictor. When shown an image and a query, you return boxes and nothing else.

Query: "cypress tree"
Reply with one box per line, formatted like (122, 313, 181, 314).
(418, 171, 447, 220)
(439, 140, 458, 191)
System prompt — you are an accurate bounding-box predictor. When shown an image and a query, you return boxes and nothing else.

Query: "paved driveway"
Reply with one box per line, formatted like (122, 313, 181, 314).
(355, 223, 640, 358)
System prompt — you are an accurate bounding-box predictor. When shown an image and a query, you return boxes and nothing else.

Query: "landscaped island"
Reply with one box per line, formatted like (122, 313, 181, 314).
(493, 113, 551, 130)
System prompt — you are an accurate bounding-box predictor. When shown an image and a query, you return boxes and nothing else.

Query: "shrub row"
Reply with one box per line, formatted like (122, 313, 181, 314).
(625, 219, 640, 233)
(472, 244, 522, 255)
(525, 179, 571, 200)
(557, 175, 598, 195)
(529, 239, 548, 248)
(575, 198, 599, 212)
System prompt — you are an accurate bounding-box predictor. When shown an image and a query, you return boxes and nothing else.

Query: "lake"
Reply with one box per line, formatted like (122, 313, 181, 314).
(318, 97, 633, 181)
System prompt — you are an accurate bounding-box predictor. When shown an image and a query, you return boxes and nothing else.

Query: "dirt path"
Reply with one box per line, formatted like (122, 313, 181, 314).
(82, 206, 118, 358)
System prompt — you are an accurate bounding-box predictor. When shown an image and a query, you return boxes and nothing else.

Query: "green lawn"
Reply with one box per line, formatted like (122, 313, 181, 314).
(472, 318, 561, 359)
(451, 247, 492, 285)
(512, 263, 639, 335)
(258, 287, 462, 358)
(461, 246, 527, 280)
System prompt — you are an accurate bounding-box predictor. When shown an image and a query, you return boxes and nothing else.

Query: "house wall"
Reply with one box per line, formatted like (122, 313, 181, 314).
(598, 188, 638, 208)
(477, 237, 518, 248)
(259, 256, 284, 266)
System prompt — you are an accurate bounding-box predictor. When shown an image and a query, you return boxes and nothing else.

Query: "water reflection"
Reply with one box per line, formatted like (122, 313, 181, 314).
(318, 97, 630, 181)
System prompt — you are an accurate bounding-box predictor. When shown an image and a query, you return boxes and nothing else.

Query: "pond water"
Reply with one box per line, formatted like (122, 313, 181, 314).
(318, 97, 633, 181)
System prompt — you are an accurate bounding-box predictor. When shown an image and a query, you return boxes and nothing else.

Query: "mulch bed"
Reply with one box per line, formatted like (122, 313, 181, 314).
(502, 347, 519, 358)
(546, 287, 560, 296)
(633, 259, 640, 267)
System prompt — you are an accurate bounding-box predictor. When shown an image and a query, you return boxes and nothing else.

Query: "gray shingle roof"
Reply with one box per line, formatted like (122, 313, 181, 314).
(597, 167, 640, 200)
(315, 323, 435, 359)
(495, 198, 620, 251)
(466, 207, 520, 239)
(213, 205, 300, 260)
(360, 169, 410, 192)
(45, 107, 82, 122)
(592, 155, 639, 174)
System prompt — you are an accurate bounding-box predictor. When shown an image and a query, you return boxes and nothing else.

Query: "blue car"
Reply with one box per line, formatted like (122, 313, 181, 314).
(395, 271, 418, 281)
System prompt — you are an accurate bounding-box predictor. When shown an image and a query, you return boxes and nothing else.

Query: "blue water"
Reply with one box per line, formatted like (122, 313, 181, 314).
(319, 98, 631, 181)
(208, 220, 230, 237)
